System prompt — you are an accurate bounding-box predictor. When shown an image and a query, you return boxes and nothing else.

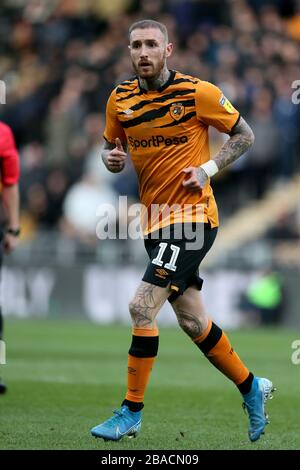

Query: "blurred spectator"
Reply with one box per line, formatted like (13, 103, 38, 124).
(266, 211, 300, 240)
(273, 79, 299, 181)
(60, 166, 118, 247)
(239, 270, 284, 325)
(247, 87, 279, 198)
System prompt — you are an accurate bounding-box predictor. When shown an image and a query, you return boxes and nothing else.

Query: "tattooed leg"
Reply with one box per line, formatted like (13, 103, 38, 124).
(129, 281, 171, 328)
(171, 287, 208, 339)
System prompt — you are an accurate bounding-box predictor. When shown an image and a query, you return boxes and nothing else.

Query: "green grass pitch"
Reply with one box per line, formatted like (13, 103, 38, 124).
(0, 319, 299, 450)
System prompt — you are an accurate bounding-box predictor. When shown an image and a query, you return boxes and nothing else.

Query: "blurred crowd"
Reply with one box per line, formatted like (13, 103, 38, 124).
(0, 0, 299, 250)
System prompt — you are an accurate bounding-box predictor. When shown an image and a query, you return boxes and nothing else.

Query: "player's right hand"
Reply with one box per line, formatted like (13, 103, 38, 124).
(106, 138, 127, 173)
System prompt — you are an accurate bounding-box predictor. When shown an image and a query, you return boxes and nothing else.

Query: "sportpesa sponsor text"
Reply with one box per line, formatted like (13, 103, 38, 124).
(128, 135, 188, 150)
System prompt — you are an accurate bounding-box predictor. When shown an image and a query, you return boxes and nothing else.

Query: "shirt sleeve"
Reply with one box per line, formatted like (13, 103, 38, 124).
(195, 81, 240, 134)
(103, 88, 127, 144)
(0, 124, 20, 185)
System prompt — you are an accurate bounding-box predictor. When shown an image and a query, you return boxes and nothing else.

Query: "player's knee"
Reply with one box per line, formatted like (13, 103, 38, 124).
(176, 311, 208, 339)
(177, 317, 195, 337)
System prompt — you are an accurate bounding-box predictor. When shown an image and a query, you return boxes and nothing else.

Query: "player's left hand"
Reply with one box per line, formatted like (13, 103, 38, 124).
(182, 166, 208, 192)
(3, 233, 19, 254)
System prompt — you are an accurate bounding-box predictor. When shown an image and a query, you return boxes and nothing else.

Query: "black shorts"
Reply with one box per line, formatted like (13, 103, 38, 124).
(142, 223, 218, 303)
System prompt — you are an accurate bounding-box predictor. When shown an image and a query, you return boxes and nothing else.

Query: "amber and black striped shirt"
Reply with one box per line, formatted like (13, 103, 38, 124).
(104, 70, 239, 234)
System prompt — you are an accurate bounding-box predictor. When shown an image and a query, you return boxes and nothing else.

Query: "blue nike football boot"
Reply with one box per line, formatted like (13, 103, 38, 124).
(91, 405, 142, 441)
(242, 377, 275, 442)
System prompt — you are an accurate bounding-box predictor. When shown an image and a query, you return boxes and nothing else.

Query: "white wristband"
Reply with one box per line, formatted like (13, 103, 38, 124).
(200, 160, 219, 177)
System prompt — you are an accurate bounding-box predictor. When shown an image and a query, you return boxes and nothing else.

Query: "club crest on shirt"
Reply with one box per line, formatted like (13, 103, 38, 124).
(169, 102, 185, 120)
(219, 94, 235, 114)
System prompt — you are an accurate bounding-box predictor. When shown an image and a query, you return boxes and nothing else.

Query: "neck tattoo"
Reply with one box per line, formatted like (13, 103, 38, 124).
(139, 68, 170, 91)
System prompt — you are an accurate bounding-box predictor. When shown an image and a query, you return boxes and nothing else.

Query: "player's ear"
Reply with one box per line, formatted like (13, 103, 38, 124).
(166, 42, 173, 58)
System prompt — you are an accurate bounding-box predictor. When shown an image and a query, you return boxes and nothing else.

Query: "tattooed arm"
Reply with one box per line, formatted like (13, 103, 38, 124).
(101, 138, 127, 173)
(213, 117, 254, 170)
(182, 117, 255, 191)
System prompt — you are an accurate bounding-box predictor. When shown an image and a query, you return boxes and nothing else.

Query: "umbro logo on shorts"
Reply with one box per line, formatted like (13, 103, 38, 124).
(155, 268, 169, 279)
